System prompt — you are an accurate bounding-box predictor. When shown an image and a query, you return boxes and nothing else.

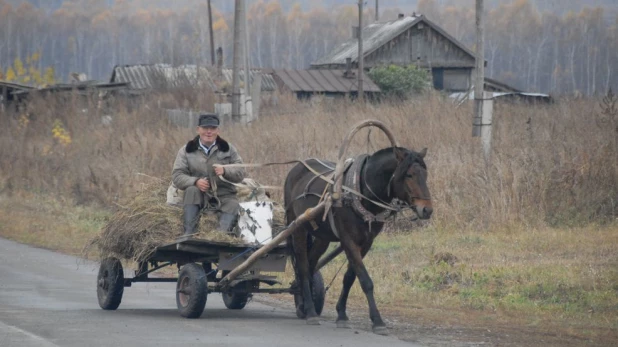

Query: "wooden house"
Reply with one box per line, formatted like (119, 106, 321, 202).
(311, 14, 477, 92)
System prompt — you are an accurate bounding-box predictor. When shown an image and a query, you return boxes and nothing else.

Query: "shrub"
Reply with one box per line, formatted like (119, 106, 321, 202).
(368, 64, 431, 99)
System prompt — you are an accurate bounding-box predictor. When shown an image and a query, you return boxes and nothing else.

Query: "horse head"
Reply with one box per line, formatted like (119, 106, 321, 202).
(392, 148, 433, 220)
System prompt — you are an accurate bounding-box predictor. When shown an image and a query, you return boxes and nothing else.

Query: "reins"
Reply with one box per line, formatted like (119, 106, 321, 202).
(214, 159, 401, 213)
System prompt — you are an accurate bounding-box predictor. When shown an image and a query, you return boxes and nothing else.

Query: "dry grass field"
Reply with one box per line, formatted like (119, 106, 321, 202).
(0, 90, 617, 346)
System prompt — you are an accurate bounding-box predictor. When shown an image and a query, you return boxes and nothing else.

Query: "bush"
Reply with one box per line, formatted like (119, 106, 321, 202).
(368, 64, 431, 99)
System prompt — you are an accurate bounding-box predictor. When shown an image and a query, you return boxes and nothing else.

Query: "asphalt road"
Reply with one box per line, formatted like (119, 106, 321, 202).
(0, 237, 422, 347)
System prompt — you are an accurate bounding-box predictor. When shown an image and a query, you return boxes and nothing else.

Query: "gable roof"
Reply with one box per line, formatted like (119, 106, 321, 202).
(311, 14, 476, 68)
(273, 69, 380, 94)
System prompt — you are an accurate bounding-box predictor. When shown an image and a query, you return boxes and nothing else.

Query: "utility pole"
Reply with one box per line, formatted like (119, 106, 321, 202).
(375, 0, 379, 21)
(473, 0, 485, 137)
(208, 0, 215, 66)
(243, 0, 252, 122)
(473, 0, 492, 161)
(358, 0, 364, 102)
(231, 0, 243, 122)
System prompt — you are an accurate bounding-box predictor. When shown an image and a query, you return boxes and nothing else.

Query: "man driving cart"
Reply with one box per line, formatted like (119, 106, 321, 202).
(172, 113, 246, 236)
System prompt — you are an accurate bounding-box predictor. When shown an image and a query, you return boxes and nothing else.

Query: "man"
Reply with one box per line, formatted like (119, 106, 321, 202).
(172, 113, 245, 235)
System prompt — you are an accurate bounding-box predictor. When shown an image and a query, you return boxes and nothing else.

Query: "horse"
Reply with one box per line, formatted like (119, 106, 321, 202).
(283, 146, 432, 335)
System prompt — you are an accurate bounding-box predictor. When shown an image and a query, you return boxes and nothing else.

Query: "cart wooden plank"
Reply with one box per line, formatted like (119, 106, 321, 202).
(147, 237, 287, 264)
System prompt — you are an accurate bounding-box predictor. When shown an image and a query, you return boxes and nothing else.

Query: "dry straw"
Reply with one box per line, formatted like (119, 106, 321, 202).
(84, 176, 285, 262)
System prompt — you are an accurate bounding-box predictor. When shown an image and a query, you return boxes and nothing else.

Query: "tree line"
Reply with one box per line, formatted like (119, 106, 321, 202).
(0, 0, 616, 95)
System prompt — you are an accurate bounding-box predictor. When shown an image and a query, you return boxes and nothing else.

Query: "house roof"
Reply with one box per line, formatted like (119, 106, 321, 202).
(0, 81, 35, 99)
(2, 80, 129, 101)
(221, 68, 278, 92)
(450, 90, 552, 104)
(484, 77, 523, 93)
(11, 82, 130, 96)
(110, 64, 216, 90)
(273, 69, 380, 94)
(311, 14, 476, 68)
(0, 81, 35, 91)
(110, 64, 277, 92)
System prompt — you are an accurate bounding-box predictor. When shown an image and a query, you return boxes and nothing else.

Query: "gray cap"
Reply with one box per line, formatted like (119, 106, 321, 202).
(198, 113, 220, 127)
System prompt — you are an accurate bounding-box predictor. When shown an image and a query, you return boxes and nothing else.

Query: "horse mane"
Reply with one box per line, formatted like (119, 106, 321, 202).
(371, 147, 427, 170)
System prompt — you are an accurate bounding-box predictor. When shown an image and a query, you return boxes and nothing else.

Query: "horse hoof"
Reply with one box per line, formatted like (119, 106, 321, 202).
(307, 317, 321, 325)
(296, 308, 306, 319)
(336, 320, 350, 329)
(373, 326, 388, 336)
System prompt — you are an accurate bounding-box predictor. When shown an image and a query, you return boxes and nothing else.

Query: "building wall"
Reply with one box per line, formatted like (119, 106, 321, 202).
(442, 68, 472, 91)
(364, 25, 475, 69)
(362, 24, 475, 92)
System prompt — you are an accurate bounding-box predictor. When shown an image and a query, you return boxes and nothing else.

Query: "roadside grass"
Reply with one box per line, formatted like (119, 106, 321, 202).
(277, 223, 618, 341)
(0, 193, 109, 256)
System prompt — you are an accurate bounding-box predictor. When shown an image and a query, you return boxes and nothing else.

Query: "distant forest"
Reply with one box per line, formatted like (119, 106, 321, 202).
(1, 0, 617, 95)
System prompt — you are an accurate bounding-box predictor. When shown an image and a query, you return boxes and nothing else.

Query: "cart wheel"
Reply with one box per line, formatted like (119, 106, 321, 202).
(221, 271, 250, 310)
(176, 263, 208, 318)
(222, 291, 250, 310)
(294, 271, 325, 319)
(97, 257, 124, 310)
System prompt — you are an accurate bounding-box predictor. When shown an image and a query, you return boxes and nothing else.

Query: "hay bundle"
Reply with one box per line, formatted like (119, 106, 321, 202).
(86, 177, 284, 262)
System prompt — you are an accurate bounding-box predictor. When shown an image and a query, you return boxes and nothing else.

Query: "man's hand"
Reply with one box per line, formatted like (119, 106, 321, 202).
(214, 165, 225, 177)
(195, 178, 210, 192)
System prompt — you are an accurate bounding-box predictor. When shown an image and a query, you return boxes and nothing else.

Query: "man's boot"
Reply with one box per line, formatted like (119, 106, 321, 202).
(183, 204, 201, 235)
(218, 212, 239, 236)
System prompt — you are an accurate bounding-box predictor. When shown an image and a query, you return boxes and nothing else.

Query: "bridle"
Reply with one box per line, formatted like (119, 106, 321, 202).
(361, 155, 431, 211)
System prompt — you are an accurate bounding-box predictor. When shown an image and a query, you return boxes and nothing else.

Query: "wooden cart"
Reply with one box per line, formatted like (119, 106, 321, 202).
(96, 201, 327, 319)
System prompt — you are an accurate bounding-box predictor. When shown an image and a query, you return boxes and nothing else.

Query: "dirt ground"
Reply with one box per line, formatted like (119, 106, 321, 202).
(254, 295, 617, 347)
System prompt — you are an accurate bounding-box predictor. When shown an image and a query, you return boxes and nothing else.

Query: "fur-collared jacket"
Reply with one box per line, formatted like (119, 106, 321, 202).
(172, 136, 245, 197)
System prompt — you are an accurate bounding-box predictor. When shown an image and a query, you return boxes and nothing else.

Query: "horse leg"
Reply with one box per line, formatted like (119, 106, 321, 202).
(292, 230, 320, 325)
(341, 237, 387, 335)
(306, 237, 329, 316)
(308, 237, 329, 275)
(335, 263, 355, 328)
(335, 239, 374, 329)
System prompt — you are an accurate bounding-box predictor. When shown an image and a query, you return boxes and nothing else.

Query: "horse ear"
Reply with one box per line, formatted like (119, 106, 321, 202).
(419, 147, 428, 159)
(394, 148, 406, 162)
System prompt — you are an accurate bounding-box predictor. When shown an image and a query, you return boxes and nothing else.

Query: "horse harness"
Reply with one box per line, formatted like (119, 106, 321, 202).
(293, 155, 399, 239)
(342, 154, 396, 224)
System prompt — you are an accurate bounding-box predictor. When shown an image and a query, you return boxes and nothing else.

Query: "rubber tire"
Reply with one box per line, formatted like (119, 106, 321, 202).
(222, 290, 250, 310)
(97, 257, 124, 310)
(176, 263, 208, 318)
(221, 270, 250, 310)
(294, 271, 325, 319)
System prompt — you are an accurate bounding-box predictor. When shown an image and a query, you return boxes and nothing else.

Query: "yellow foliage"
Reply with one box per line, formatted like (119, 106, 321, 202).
(29, 66, 43, 85)
(287, 3, 303, 23)
(52, 120, 72, 147)
(44, 67, 56, 85)
(265, 2, 282, 17)
(5, 53, 55, 86)
(5, 67, 16, 82)
(14, 58, 25, 76)
(213, 17, 228, 32)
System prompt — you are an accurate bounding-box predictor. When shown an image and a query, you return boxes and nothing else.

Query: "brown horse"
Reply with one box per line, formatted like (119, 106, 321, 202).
(284, 146, 432, 335)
